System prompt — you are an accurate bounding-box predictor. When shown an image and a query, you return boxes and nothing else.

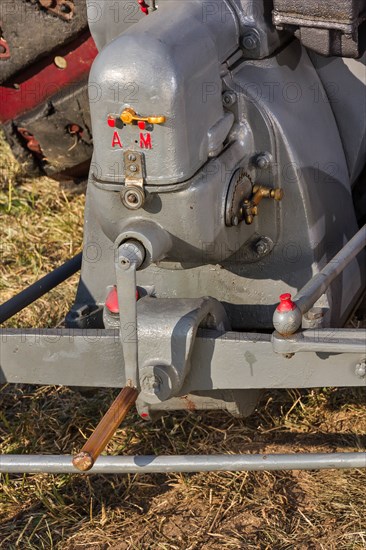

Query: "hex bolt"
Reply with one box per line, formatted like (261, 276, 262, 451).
(129, 164, 137, 172)
(242, 30, 260, 51)
(152, 379, 160, 390)
(126, 192, 139, 204)
(255, 237, 273, 257)
(355, 361, 366, 378)
(306, 308, 324, 321)
(142, 373, 162, 395)
(256, 152, 272, 170)
(223, 91, 237, 107)
(140, 365, 176, 403)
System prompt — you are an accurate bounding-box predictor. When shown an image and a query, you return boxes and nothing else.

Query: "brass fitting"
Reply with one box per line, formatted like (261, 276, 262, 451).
(241, 185, 284, 225)
(120, 107, 166, 125)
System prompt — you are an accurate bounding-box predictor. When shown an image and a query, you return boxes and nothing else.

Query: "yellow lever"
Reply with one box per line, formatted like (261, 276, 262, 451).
(120, 107, 166, 125)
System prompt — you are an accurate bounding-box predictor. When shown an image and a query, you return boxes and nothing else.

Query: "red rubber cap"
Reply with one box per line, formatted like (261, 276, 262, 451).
(277, 293, 296, 313)
(138, 0, 149, 14)
(105, 286, 139, 314)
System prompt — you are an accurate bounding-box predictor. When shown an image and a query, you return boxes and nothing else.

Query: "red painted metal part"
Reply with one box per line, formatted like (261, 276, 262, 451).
(0, 33, 98, 123)
(105, 286, 139, 314)
(137, 0, 150, 15)
(277, 293, 296, 313)
(0, 38, 10, 60)
(17, 128, 44, 157)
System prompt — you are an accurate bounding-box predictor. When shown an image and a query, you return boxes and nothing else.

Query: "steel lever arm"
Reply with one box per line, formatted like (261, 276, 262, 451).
(115, 241, 145, 387)
(73, 241, 144, 471)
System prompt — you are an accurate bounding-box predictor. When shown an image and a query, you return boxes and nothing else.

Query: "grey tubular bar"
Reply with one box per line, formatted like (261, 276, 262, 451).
(0, 253, 82, 325)
(0, 453, 365, 474)
(294, 225, 366, 315)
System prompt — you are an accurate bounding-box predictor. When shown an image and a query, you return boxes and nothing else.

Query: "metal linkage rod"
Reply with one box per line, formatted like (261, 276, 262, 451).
(273, 225, 366, 335)
(0, 253, 82, 324)
(295, 224, 366, 315)
(0, 453, 365, 474)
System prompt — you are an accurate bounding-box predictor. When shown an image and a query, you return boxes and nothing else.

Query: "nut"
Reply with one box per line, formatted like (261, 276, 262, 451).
(255, 237, 273, 256)
(255, 153, 272, 170)
(120, 186, 145, 210)
(355, 361, 366, 378)
(223, 91, 237, 107)
(242, 30, 260, 51)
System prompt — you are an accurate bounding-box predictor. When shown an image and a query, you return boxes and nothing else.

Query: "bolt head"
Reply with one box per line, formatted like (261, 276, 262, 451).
(129, 164, 137, 172)
(223, 91, 237, 107)
(127, 193, 138, 204)
(141, 373, 162, 395)
(140, 364, 178, 404)
(256, 242, 267, 255)
(355, 361, 366, 378)
(256, 153, 271, 170)
(255, 237, 273, 257)
(119, 255, 132, 271)
(306, 308, 324, 321)
(54, 56, 67, 69)
(242, 31, 259, 51)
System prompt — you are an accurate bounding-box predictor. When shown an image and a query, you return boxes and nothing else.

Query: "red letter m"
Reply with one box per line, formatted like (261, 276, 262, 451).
(140, 133, 152, 149)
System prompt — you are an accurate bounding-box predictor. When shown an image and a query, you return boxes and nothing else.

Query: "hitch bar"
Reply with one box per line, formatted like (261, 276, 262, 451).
(0, 452, 365, 474)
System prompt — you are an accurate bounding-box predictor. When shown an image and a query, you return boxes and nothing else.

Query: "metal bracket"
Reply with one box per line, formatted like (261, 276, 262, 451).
(120, 150, 146, 209)
(137, 297, 230, 404)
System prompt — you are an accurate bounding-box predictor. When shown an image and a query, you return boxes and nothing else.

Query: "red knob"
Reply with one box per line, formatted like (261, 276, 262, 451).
(105, 286, 139, 314)
(138, 0, 149, 14)
(277, 293, 296, 313)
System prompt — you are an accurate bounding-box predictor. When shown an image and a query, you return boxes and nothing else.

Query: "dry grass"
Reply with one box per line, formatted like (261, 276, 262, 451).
(0, 131, 83, 329)
(1, 130, 366, 549)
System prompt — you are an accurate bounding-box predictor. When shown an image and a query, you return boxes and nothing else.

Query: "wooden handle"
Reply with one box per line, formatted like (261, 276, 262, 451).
(73, 386, 138, 471)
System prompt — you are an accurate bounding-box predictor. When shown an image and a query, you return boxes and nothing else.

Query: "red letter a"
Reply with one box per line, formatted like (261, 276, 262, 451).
(112, 131, 123, 148)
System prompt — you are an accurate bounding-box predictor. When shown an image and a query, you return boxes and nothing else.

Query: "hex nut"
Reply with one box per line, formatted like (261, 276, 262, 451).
(355, 361, 366, 378)
(242, 30, 260, 51)
(223, 91, 237, 106)
(255, 153, 272, 170)
(255, 237, 273, 257)
(120, 186, 145, 210)
(140, 364, 177, 404)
